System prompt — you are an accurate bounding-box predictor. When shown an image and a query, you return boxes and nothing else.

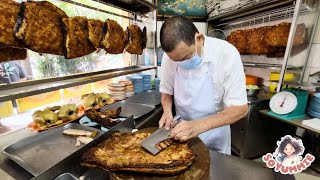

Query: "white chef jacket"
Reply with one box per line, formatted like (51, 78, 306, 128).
(160, 36, 247, 112)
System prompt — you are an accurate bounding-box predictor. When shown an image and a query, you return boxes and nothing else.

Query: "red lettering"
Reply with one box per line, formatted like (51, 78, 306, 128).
(296, 161, 306, 171)
(306, 154, 315, 163)
(288, 165, 297, 174)
(275, 162, 282, 172)
(267, 159, 276, 168)
(281, 165, 289, 174)
(263, 153, 273, 162)
(302, 158, 311, 167)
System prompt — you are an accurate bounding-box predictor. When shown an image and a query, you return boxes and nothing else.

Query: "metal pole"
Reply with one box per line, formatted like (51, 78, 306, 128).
(277, 0, 302, 92)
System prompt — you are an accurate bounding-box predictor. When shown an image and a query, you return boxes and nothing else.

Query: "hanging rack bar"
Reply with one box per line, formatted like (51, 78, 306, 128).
(59, 0, 143, 22)
(207, 0, 294, 22)
(91, 0, 151, 18)
(214, 3, 310, 29)
(277, 0, 302, 92)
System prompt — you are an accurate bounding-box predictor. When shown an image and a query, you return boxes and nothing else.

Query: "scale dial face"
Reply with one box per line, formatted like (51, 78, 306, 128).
(270, 92, 298, 115)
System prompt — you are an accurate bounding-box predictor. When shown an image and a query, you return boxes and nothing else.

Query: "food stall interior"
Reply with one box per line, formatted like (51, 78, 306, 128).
(1, 0, 320, 179)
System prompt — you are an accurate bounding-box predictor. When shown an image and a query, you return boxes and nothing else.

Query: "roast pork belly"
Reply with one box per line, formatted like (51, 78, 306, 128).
(81, 128, 195, 174)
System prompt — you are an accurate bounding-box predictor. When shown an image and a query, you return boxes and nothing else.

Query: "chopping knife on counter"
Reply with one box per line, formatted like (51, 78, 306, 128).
(158, 16, 248, 155)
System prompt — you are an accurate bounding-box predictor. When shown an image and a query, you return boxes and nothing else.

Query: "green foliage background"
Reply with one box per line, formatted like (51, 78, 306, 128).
(29, 0, 124, 79)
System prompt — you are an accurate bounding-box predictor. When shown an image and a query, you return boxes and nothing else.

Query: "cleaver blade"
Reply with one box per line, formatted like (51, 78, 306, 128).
(140, 115, 181, 155)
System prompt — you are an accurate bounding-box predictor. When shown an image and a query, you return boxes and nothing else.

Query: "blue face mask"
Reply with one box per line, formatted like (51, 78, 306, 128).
(179, 54, 202, 70)
(179, 36, 203, 70)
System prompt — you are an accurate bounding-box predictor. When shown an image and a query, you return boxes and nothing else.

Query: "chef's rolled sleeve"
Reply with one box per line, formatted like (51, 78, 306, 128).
(223, 48, 248, 107)
(159, 54, 175, 95)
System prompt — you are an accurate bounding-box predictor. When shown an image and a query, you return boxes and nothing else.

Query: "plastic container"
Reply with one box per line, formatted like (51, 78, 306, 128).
(269, 72, 295, 92)
(245, 75, 259, 85)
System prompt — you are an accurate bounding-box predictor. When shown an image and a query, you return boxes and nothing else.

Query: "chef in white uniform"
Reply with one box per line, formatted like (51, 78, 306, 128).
(159, 16, 248, 154)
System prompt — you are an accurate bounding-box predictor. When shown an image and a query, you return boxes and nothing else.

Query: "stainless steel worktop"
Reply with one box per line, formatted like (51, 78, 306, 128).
(0, 105, 163, 179)
(210, 151, 319, 180)
(0, 122, 318, 179)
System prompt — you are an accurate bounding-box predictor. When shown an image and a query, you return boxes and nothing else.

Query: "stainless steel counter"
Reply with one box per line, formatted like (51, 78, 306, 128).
(0, 105, 163, 180)
(210, 151, 319, 180)
(0, 128, 318, 180)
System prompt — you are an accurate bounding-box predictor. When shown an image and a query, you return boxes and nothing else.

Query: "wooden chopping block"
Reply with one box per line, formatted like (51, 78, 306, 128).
(109, 135, 210, 180)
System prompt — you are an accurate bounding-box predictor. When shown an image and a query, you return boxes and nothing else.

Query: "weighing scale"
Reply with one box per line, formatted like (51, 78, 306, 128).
(267, 88, 309, 120)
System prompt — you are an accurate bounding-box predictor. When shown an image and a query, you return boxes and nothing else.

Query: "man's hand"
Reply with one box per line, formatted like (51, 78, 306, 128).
(159, 112, 173, 130)
(170, 120, 203, 142)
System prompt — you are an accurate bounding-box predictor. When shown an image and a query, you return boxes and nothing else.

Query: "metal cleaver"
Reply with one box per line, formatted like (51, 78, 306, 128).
(140, 115, 181, 155)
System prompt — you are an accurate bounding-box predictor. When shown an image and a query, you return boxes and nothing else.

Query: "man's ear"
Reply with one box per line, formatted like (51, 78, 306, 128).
(196, 32, 204, 40)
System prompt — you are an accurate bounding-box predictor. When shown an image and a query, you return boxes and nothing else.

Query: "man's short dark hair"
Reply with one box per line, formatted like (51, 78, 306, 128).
(160, 16, 199, 52)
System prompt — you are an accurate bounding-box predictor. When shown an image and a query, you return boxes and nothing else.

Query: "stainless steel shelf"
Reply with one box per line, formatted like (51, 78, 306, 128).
(243, 62, 303, 71)
(0, 66, 156, 102)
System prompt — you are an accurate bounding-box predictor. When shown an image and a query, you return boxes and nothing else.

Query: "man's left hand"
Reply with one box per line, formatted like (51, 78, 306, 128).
(170, 120, 203, 142)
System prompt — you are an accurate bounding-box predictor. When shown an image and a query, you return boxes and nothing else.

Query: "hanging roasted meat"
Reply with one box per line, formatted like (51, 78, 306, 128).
(87, 19, 104, 49)
(0, 47, 27, 62)
(264, 22, 307, 47)
(14, 1, 67, 55)
(102, 19, 125, 54)
(247, 27, 275, 54)
(227, 29, 248, 54)
(62, 16, 96, 59)
(0, 0, 24, 48)
(125, 25, 143, 55)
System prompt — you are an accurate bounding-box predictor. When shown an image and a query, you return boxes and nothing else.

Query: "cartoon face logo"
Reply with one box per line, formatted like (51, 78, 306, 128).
(274, 135, 304, 166)
(262, 135, 315, 174)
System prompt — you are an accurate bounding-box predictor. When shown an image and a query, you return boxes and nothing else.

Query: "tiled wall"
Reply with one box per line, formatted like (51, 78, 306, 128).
(304, 17, 320, 85)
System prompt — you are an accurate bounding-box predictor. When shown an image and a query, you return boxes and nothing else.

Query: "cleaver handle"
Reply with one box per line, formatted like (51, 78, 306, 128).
(172, 115, 181, 126)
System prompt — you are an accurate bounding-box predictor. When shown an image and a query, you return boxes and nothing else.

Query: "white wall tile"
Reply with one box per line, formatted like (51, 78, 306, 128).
(307, 44, 317, 67)
(311, 44, 320, 68)
(303, 67, 311, 82)
(313, 15, 320, 43)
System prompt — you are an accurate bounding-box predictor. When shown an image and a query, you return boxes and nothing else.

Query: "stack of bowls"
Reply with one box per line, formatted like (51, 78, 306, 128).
(128, 76, 143, 93)
(108, 83, 126, 101)
(306, 93, 320, 118)
(119, 80, 134, 98)
(141, 74, 152, 90)
(154, 78, 160, 91)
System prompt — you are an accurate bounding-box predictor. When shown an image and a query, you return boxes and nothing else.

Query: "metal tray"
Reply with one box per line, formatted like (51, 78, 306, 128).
(126, 90, 161, 106)
(100, 100, 155, 119)
(2, 123, 104, 176)
(32, 116, 136, 180)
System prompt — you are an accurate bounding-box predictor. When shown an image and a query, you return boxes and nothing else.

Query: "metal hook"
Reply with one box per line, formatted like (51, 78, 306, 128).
(284, 8, 289, 19)
(269, 14, 271, 23)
